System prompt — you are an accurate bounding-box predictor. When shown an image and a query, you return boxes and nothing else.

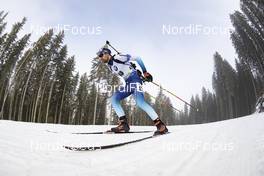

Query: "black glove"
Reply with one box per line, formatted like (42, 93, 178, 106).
(143, 72, 153, 82)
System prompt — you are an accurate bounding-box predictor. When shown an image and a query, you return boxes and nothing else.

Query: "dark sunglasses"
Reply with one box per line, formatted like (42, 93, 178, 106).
(98, 51, 109, 57)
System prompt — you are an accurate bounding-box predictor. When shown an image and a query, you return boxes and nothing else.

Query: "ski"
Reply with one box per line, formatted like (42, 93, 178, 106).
(71, 130, 153, 135)
(63, 132, 170, 151)
(46, 129, 153, 134)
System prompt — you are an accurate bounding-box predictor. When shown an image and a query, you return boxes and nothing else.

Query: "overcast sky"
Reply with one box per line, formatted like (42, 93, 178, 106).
(1, 0, 240, 110)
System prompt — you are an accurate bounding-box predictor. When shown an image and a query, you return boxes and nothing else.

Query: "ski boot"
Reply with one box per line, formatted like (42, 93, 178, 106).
(153, 118, 168, 136)
(109, 116, 130, 133)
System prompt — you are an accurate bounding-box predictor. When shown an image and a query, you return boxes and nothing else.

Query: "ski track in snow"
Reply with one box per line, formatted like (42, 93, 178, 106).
(0, 113, 264, 176)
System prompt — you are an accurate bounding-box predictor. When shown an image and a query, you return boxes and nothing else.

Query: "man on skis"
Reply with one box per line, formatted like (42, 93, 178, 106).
(96, 45, 168, 135)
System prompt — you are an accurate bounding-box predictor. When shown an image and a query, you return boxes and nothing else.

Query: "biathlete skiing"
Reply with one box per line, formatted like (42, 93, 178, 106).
(96, 42, 168, 136)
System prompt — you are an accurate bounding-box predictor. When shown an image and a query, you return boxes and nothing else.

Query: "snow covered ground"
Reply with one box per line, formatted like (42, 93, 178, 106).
(0, 113, 264, 176)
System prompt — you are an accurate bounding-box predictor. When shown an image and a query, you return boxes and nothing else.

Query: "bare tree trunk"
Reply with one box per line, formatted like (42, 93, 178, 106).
(58, 85, 66, 124)
(93, 91, 98, 125)
(0, 83, 5, 105)
(68, 110, 73, 124)
(13, 93, 19, 121)
(45, 78, 55, 123)
(26, 103, 29, 122)
(8, 90, 15, 120)
(54, 101, 59, 124)
(18, 62, 35, 121)
(79, 109, 82, 125)
(27, 98, 32, 122)
(30, 94, 37, 122)
(37, 82, 47, 123)
(0, 81, 9, 119)
(29, 97, 33, 122)
(33, 65, 48, 122)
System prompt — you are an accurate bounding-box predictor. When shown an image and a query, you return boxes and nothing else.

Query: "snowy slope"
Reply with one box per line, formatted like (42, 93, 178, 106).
(0, 113, 264, 176)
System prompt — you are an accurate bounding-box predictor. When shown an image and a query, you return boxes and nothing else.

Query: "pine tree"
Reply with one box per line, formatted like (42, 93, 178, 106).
(0, 16, 30, 119)
(75, 73, 89, 125)
(230, 0, 264, 84)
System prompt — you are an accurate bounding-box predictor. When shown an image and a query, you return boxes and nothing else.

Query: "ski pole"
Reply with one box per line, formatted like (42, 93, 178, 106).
(138, 71, 186, 113)
(147, 94, 182, 113)
(150, 81, 199, 112)
(106, 40, 120, 54)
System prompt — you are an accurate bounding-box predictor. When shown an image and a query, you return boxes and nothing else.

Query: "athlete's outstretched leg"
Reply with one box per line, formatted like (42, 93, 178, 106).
(133, 90, 158, 120)
(134, 90, 168, 135)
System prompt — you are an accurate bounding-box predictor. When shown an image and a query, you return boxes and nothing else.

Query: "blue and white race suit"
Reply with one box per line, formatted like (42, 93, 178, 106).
(107, 54, 158, 120)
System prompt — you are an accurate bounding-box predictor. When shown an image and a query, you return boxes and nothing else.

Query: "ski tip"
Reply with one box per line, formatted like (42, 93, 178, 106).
(63, 145, 98, 151)
(63, 146, 75, 151)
